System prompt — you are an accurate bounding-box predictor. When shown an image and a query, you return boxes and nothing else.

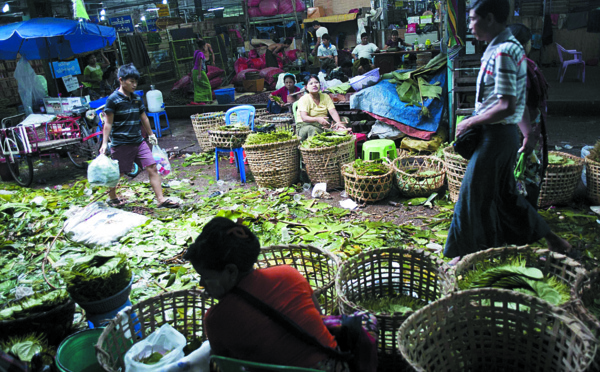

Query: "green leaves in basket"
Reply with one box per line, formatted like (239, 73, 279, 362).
(137, 349, 172, 365)
(0, 333, 52, 363)
(0, 289, 69, 321)
(216, 124, 249, 131)
(547, 154, 575, 166)
(356, 295, 427, 316)
(301, 132, 353, 149)
(245, 130, 294, 145)
(588, 140, 600, 163)
(350, 159, 389, 176)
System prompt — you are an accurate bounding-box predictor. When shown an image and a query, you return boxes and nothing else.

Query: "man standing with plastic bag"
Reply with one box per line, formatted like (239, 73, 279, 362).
(99, 63, 180, 209)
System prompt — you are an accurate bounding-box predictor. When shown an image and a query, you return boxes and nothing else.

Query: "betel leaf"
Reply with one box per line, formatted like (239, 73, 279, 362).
(418, 77, 443, 100)
(9, 341, 43, 362)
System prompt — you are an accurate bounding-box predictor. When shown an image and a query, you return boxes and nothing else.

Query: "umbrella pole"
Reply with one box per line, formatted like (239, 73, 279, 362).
(45, 38, 61, 100)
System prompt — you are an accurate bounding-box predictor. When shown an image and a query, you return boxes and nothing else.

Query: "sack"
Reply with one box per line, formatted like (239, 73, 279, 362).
(152, 145, 171, 176)
(453, 125, 481, 160)
(322, 311, 378, 372)
(87, 154, 120, 187)
(207, 65, 225, 80)
(124, 324, 186, 372)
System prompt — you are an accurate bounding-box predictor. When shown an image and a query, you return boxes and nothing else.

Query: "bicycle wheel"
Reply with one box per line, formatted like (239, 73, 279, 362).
(68, 124, 100, 168)
(4, 136, 34, 187)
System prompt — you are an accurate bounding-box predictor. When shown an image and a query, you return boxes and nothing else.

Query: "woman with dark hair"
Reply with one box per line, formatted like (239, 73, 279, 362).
(296, 75, 346, 141)
(192, 40, 213, 103)
(99, 66, 118, 97)
(184, 217, 347, 371)
(268, 73, 301, 113)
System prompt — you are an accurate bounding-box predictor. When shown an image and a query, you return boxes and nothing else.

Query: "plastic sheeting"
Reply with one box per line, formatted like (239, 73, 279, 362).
(350, 69, 447, 140)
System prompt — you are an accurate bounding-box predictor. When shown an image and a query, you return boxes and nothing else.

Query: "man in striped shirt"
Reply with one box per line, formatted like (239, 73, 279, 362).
(445, 0, 570, 259)
(99, 63, 179, 209)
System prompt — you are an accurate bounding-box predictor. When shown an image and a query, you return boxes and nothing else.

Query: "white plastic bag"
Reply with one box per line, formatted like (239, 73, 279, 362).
(88, 154, 120, 188)
(152, 145, 171, 176)
(163, 340, 211, 372)
(14, 58, 47, 115)
(63, 202, 149, 247)
(582, 145, 593, 186)
(275, 73, 287, 90)
(124, 324, 186, 372)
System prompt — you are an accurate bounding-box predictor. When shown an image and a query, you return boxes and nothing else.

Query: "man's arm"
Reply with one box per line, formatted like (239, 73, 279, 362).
(208, 43, 216, 64)
(99, 111, 113, 155)
(456, 95, 516, 137)
(140, 112, 154, 139)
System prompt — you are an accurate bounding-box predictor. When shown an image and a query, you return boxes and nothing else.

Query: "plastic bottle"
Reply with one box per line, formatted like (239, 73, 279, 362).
(281, 227, 290, 242)
(146, 85, 164, 113)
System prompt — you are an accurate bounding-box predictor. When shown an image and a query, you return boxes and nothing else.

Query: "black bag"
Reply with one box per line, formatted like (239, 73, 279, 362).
(453, 125, 481, 160)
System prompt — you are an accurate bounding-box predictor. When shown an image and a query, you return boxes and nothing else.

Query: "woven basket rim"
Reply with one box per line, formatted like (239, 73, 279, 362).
(392, 155, 445, 178)
(546, 150, 585, 169)
(190, 112, 225, 120)
(585, 154, 600, 165)
(572, 268, 600, 331)
(0, 296, 74, 325)
(244, 137, 300, 150)
(208, 129, 252, 135)
(341, 161, 394, 180)
(260, 243, 342, 266)
(256, 113, 294, 124)
(442, 145, 465, 161)
(299, 137, 355, 153)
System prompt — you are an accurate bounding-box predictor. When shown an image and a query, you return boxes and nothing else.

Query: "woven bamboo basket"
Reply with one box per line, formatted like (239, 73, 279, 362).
(208, 128, 251, 149)
(454, 245, 587, 307)
(341, 161, 394, 203)
(256, 113, 295, 133)
(191, 112, 226, 153)
(255, 108, 268, 118)
(257, 244, 340, 315)
(538, 151, 584, 207)
(244, 138, 300, 188)
(392, 156, 446, 197)
(585, 156, 600, 204)
(300, 137, 356, 190)
(571, 269, 600, 371)
(336, 247, 454, 369)
(96, 290, 216, 372)
(443, 146, 469, 202)
(398, 288, 597, 372)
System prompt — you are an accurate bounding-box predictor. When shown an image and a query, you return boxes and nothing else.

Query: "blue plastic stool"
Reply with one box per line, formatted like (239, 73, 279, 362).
(216, 147, 246, 183)
(146, 111, 171, 138)
(214, 105, 256, 183)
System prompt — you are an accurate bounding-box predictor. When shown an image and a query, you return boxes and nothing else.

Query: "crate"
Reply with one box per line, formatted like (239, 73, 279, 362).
(243, 78, 264, 92)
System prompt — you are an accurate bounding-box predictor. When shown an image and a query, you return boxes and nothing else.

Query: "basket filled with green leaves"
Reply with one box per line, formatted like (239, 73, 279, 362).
(455, 245, 586, 308)
(336, 247, 454, 369)
(442, 146, 469, 203)
(342, 159, 394, 203)
(244, 130, 300, 188)
(255, 113, 295, 133)
(300, 132, 355, 190)
(538, 151, 584, 207)
(191, 112, 226, 153)
(0, 289, 74, 346)
(398, 288, 597, 372)
(392, 155, 445, 197)
(208, 124, 252, 149)
(585, 141, 600, 204)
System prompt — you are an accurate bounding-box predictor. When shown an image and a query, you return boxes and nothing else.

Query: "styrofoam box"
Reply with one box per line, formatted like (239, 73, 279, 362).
(408, 16, 420, 24)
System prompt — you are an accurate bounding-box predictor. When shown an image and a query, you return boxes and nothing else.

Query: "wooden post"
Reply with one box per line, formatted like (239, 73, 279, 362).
(457, 0, 466, 57)
(244, 0, 251, 44)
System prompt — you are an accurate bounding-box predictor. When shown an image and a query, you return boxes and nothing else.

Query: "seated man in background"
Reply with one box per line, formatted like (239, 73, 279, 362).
(317, 34, 338, 74)
(352, 33, 379, 75)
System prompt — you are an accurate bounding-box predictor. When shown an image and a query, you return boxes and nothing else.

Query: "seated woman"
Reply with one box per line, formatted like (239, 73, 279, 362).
(184, 217, 347, 371)
(383, 30, 411, 50)
(296, 75, 346, 141)
(268, 73, 301, 114)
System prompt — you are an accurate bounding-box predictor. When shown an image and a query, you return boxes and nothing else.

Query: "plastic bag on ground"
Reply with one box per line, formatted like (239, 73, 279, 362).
(88, 154, 120, 188)
(63, 202, 149, 247)
(124, 324, 186, 372)
(152, 145, 171, 176)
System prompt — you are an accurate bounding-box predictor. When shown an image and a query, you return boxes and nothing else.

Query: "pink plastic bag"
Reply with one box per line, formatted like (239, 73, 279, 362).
(259, 0, 279, 16)
(248, 6, 262, 17)
(407, 23, 418, 33)
(234, 57, 249, 74)
(248, 0, 260, 6)
(285, 49, 299, 62)
(248, 58, 266, 70)
(278, 0, 304, 14)
(210, 77, 223, 89)
(249, 49, 259, 59)
(259, 67, 284, 86)
(207, 65, 225, 80)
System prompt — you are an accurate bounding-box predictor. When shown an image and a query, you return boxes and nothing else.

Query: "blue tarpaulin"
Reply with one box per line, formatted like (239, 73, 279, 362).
(350, 69, 447, 140)
(0, 18, 116, 60)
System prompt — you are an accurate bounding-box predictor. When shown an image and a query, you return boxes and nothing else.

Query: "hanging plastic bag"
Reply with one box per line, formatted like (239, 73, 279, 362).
(124, 324, 186, 372)
(14, 58, 47, 115)
(87, 154, 120, 187)
(152, 145, 171, 176)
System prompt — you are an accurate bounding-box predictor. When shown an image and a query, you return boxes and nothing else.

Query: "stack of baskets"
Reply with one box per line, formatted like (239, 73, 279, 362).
(342, 160, 394, 203)
(257, 244, 340, 315)
(585, 154, 600, 204)
(245, 137, 300, 188)
(208, 127, 252, 149)
(256, 114, 295, 133)
(538, 151, 584, 207)
(300, 137, 355, 190)
(336, 248, 454, 370)
(191, 112, 225, 153)
(571, 269, 600, 371)
(392, 156, 446, 197)
(443, 146, 469, 202)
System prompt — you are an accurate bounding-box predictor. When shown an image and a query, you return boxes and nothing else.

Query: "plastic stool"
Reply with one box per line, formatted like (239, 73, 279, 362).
(146, 111, 171, 138)
(362, 139, 397, 161)
(215, 147, 246, 183)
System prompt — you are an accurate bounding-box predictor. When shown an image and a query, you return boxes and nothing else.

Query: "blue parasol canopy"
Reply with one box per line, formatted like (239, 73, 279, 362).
(0, 18, 117, 60)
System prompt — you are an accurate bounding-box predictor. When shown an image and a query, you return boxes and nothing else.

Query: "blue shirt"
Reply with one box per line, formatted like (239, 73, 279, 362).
(317, 43, 338, 57)
(104, 89, 146, 146)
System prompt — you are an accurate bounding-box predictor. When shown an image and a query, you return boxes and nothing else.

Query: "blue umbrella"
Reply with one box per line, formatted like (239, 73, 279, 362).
(0, 17, 116, 60)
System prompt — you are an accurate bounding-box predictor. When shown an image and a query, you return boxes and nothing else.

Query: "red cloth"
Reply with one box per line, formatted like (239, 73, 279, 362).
(271, 85, 301, 103)
(205, 266, 336, 368)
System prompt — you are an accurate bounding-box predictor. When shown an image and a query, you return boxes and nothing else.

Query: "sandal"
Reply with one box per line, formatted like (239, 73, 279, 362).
(157, 199, 180, 209)
(107, 198, 128, 207)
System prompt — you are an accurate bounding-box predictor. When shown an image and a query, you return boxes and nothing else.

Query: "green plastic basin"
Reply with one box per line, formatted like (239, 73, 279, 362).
(56, 328, 105, 372)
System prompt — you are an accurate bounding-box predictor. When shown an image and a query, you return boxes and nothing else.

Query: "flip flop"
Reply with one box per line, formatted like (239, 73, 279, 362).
(157, 199, 180, 209)
(107, 198, 128, 207)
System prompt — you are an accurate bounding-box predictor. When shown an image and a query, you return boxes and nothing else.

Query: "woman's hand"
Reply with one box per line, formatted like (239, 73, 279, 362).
(317, 117, 330, 127)
(268, 95, 275, 102)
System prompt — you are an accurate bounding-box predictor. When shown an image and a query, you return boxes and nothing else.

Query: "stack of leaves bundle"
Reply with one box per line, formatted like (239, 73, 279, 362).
(256, 114, 295, 133)
(443, 146, 469, 203)
(342, 159, 394, 203)
(190, 112, 226, 153)
(244, 130, 294, 146)
(382, 53, 446, 117)
(244, 131, 300, 188)
(300, 133, 355, 190)
(62, 252, 132, 303)
(208, 124, 251, 149)
(392, 156, 445, 197)
(538, 151, 584, 207)
(585, 140, 600, 204)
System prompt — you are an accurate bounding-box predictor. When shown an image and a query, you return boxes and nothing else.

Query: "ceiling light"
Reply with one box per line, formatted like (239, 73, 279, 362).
(140, 15, 145, 21)
(2, 3, 9, 13)
(162, 0, 167, 4)
(100, 15, 105, 20)
(100, 8, 105, 15)
(147, 7, 159, 11)
(207, 6, 223, 11)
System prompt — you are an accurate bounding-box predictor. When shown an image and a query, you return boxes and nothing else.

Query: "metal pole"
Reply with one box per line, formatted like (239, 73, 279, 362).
(44, 38, 61, 101)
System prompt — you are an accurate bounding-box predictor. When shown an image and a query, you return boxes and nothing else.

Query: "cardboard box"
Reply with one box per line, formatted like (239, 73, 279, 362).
(307, 6, 325, 18)
(420, 15, 433, 24)
(43, 97, 90, 115)
(408, 16, 420, 24)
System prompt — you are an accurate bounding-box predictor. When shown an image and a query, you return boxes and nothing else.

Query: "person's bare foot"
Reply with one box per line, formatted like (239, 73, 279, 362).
(545, 231, 572, 254)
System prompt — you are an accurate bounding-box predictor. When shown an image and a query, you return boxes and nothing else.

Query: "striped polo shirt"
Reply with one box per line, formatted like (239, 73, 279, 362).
(474, 28, 527, 125)
(104, 89, 146, 146)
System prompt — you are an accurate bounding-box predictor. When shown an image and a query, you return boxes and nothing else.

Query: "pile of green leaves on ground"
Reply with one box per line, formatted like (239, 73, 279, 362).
(182, 153, 213, 167)
(301, 132, 353, 149)
(245, 130, 294, 146)
(459, 257, 570, 305)
(548, 153, 576, 166)
(349, 159, 390, 176)
(356, 295, 427, 316)
(383, 53, 446, 117)
(587, 140, 600, 163)
(0, 289, 69, 321)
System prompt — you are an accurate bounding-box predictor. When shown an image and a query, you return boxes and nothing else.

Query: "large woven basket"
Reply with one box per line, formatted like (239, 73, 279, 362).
(256, 114, 295, 133)
(392, 155, 446, 197)
(255, 108, 268, 118)
(300, 137, 355, 190)
(96, 289, 216, 372)
(257, 244, 340, 315)
(571, 269, 600, 371)
(538, 151, 584, 207)
(585, 155, 600, 204)
(398, 288, 597, 372)
(208, 129, 251, 149)
(336, 248, 454, 369)
(443, 146, 469, 202)
(244, 138, 300, 188)
(454, 245, 586, 306)
(341, 161, 394, 203)
(191, 112, 226, 153)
